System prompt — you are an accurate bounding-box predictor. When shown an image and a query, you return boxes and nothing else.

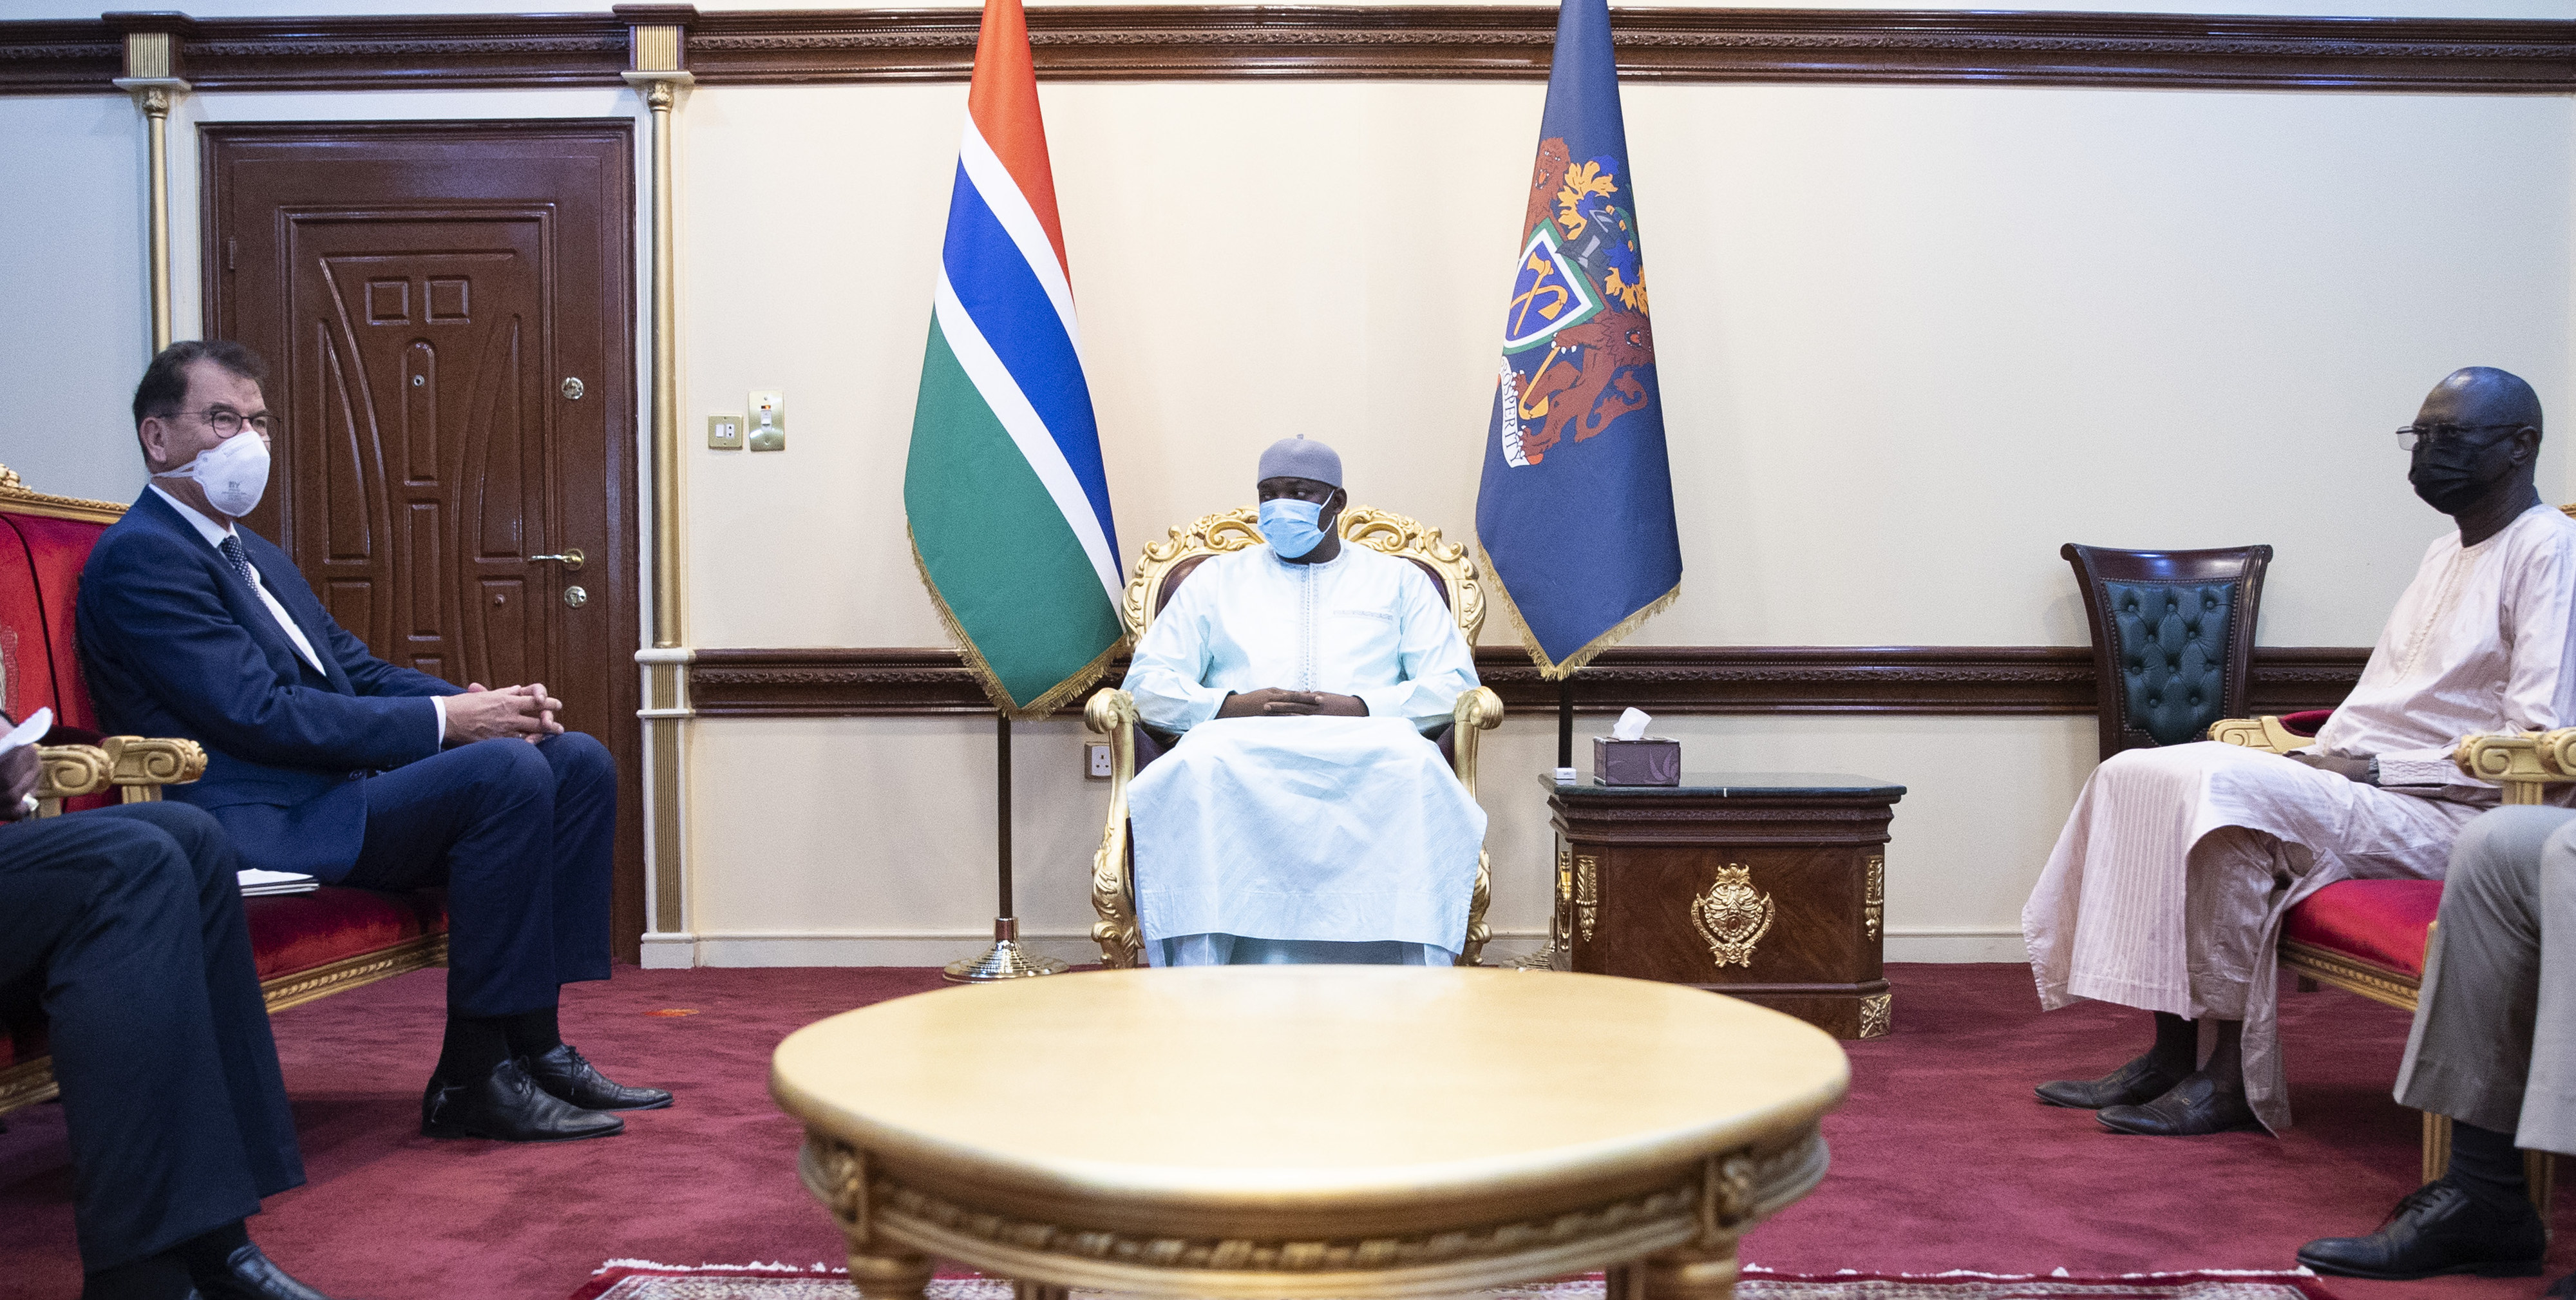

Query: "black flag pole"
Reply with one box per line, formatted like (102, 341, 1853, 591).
(945, 712, 1068, 982)
(1510, 674, 1581, 971)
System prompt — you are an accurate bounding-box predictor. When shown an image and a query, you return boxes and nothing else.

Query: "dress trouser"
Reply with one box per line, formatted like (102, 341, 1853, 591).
(2396, 805, 2576, 1156)
(0, 802, 302, 1272)
(339, 733, 616, 1018)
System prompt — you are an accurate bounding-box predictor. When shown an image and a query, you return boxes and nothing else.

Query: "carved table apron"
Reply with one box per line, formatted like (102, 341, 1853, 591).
(1544, 772, 1906, 1040)
(773, 967, 1846, 1300)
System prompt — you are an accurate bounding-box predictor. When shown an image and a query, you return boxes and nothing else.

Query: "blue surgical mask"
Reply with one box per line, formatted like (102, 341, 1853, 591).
(1258, 498, 1327, 559)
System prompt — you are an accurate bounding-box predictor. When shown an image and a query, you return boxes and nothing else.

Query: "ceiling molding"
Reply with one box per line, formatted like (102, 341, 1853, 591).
(686, 644, 2367, 719)
(3, 8, 2568, 95)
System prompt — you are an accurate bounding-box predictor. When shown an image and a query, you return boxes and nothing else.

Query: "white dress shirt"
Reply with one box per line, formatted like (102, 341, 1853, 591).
(149, 484, 445, 745)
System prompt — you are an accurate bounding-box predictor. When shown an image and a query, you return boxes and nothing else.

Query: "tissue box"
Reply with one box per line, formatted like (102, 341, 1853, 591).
(1593, 736, 1680, 786)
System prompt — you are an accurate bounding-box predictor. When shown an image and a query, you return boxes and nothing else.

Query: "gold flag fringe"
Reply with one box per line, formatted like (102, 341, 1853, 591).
(908, 524, 1130, 722)
(1479, 551, 1680, 682)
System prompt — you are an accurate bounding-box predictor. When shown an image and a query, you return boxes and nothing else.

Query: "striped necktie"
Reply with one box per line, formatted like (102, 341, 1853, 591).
(218, 535, 258, 590)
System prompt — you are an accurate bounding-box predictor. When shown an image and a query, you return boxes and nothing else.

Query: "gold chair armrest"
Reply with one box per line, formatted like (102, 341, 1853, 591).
(1448, 686, 1502, 968)
(2457, 731, 2576, 807)
(1084, 688, 1144, 968)
(32, 744, 113, 817)
(2206, 716, 2313, 755)
(102, 735, 207, 803)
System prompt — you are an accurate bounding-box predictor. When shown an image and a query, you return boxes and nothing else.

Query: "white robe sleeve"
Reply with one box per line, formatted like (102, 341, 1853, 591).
(2382, 528, 2576, 790)
(1124, 578, 1229, 732)
(1352, 566, 1480, 730)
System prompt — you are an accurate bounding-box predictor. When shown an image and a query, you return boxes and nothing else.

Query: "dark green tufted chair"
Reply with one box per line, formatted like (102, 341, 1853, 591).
(2062, 543, 2273, 761)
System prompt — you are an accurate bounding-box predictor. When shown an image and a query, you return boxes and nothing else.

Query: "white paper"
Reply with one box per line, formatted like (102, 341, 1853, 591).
(1611, 707, 1651, 741)
(0, 707, 53, 757)
(238, 868, 318, 897)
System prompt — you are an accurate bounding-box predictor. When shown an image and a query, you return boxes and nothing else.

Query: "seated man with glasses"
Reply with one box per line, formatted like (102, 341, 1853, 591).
(2024, 367, 2576, 1137)
(75, 340, 669, 1147)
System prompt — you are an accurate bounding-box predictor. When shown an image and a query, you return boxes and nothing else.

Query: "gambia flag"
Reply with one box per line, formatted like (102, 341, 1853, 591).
(904, 0, 1125, 718)
(1474, 0, 1682, 678)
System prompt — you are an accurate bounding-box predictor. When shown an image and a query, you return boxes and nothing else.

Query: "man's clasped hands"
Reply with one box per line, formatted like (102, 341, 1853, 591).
(1217, 687, 1369, 720)
(445, 682, 568, 745)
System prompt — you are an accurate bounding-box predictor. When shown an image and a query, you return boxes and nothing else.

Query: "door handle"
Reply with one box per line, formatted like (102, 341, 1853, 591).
(531, 549, 585, 571)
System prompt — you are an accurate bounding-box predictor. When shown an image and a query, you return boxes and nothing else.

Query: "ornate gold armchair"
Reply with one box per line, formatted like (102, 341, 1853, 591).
(1083, 506, 1504, 968)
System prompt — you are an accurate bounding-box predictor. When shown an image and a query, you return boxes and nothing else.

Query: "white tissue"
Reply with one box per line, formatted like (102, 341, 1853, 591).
(1611, 707, 1651, 741)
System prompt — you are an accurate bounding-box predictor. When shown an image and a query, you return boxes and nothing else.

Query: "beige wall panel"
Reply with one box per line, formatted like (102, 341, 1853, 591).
(678, 79, 2571, 653)
(3, 95, 149, 502)
(683, 711, 2087, 964)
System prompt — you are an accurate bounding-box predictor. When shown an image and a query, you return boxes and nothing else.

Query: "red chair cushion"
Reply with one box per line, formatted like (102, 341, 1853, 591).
(2284, 878, 2442, 979)
(2280, 709, 2334, 738)
(245, 886, 448, 982)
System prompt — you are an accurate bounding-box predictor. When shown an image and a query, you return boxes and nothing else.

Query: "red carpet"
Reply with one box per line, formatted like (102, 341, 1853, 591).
(1, 962, 2570, 1299)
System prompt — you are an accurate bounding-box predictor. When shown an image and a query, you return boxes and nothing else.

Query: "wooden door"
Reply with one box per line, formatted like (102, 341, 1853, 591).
(204, 122, 643, 961)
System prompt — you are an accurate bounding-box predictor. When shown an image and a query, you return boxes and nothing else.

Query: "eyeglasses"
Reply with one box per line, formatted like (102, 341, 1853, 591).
(2396, 422, 2523, 452)
(160, 406, 272, 438)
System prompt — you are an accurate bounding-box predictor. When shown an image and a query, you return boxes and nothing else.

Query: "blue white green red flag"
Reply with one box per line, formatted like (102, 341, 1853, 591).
(1473, 0, 1683, 678)
(904, 0, 1125, 717)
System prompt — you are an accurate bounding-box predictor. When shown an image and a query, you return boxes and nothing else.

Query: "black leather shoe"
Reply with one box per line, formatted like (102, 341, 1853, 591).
(521, 1043, 672, 1112)
(2096, 1074, 2261, 1135)
(2296, 1180, 2546, 1280)
(2035, 1051, 2190, 1109)
(421, 1058, 623, 1142)
(190, 1243, 341, 1300)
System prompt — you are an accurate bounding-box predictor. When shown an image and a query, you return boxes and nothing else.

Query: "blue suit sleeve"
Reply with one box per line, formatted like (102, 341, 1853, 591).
(85, 531, 446, 771)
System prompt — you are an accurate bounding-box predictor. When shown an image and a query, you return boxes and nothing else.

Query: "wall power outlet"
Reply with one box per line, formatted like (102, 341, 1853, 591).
(1084, 741, 1113, 779)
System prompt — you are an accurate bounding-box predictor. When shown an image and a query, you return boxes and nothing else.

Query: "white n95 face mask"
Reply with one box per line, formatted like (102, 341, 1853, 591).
(156, 432, 270, 519)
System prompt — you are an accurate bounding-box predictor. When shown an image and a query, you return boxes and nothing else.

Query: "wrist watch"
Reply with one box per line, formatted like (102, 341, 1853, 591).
(2366, 756, 2382, 787)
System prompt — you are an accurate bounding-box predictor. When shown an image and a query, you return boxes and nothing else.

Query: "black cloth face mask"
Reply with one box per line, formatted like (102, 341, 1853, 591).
(2410, 433, 2519, 515)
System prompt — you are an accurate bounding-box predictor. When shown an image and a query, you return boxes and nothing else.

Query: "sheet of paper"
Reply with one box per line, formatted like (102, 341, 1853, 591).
(0, 707, 53, 756)
(238, 868, 318, 894)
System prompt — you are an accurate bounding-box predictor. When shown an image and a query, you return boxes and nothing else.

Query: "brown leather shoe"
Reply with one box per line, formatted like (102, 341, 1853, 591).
(2034, 1051, 2189, 1110)
(2096, 1074, 2260, 1135)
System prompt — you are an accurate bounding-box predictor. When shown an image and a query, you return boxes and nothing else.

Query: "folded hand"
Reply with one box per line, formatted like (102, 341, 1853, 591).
(451, 682, 568, 745)
(1217, 688, 1368, 719)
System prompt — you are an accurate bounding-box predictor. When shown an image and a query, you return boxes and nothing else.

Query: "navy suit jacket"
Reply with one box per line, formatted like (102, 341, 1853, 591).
(76, 490, 461, 880)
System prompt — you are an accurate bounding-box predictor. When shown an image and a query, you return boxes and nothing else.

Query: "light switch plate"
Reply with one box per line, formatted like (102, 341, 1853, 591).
(747, 389, 786, 452)
(707, 414, 744, 450)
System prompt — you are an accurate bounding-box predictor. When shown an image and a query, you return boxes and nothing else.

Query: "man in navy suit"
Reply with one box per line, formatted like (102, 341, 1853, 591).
(77, 341, 668, 1144)
(2, 738, 341, 1300)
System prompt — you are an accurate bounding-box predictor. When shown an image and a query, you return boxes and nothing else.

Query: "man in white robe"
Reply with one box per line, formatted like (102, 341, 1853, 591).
(2025, 367, 2576, 1136)
(1122, 437, 1487, 966)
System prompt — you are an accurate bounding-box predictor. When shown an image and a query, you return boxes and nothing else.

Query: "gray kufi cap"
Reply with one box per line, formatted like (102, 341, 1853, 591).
(1256, 436, 1342, 488)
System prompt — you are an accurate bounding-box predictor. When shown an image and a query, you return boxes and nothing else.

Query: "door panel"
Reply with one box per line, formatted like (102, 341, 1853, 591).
(205, 122, 643, 961)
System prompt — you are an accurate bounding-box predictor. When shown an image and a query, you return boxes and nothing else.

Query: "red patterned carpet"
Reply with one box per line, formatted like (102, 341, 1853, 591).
(567, 1268, 2343, 1299)
(3, 962, 2571, 1299)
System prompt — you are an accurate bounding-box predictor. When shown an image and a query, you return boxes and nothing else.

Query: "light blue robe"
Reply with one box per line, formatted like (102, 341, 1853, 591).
(1122, 543, 1487, 965)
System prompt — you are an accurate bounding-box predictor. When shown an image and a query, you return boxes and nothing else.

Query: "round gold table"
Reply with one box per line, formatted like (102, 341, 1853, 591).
(773, 967, 1846, 1300)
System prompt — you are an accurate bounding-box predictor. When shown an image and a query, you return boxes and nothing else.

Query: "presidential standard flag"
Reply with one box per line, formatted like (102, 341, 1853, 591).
(905, 0, 1124, 718)
(1474, 0, 1682, 678)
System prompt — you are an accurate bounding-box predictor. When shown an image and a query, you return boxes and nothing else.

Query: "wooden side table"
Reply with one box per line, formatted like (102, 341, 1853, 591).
(1544, 772, 1905, 1040)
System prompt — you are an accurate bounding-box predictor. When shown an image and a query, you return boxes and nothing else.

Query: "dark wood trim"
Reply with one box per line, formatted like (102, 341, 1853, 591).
(688, 645, 2368, 719)
(5, 9, 2570, 95)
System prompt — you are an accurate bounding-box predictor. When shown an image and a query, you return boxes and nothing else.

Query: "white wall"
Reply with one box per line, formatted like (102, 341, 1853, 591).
(5, 5, 2571, 964)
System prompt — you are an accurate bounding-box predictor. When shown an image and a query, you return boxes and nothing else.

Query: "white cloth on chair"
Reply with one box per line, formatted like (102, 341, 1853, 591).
(1121, 542, 1486, 962)
(2025, 503, 2576, 1133)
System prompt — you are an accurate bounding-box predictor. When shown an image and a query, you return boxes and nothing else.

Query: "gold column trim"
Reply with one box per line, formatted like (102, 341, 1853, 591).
(1857, 993, 1891, 1039)
(113, 28, 189, 357)
(1690, 864, 1774, 969)
(1862, 854, 1884, 942)
(1574, 854, 1599, 943)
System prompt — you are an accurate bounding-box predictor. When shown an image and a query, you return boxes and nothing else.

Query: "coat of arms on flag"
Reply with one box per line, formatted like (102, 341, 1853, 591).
(904, 0, 1126, 718)
(1475, 0, 1683, 677)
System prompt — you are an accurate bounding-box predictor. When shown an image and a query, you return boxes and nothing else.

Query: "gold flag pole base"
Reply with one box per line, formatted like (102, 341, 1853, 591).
(944, 917, 1068, 983)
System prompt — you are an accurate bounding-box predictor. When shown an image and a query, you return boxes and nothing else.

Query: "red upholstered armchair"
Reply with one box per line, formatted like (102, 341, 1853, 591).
(2210, 712, 2573, 1210)
(0, 464, 450, 1116)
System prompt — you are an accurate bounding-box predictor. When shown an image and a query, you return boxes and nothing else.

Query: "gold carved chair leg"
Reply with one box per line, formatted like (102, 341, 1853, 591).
(1086, 689, 1143, 968)
(1452, 685, 1504, 966)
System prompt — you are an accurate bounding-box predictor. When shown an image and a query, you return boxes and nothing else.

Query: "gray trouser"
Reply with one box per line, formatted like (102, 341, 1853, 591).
(2395, 805, 2576, 1156)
